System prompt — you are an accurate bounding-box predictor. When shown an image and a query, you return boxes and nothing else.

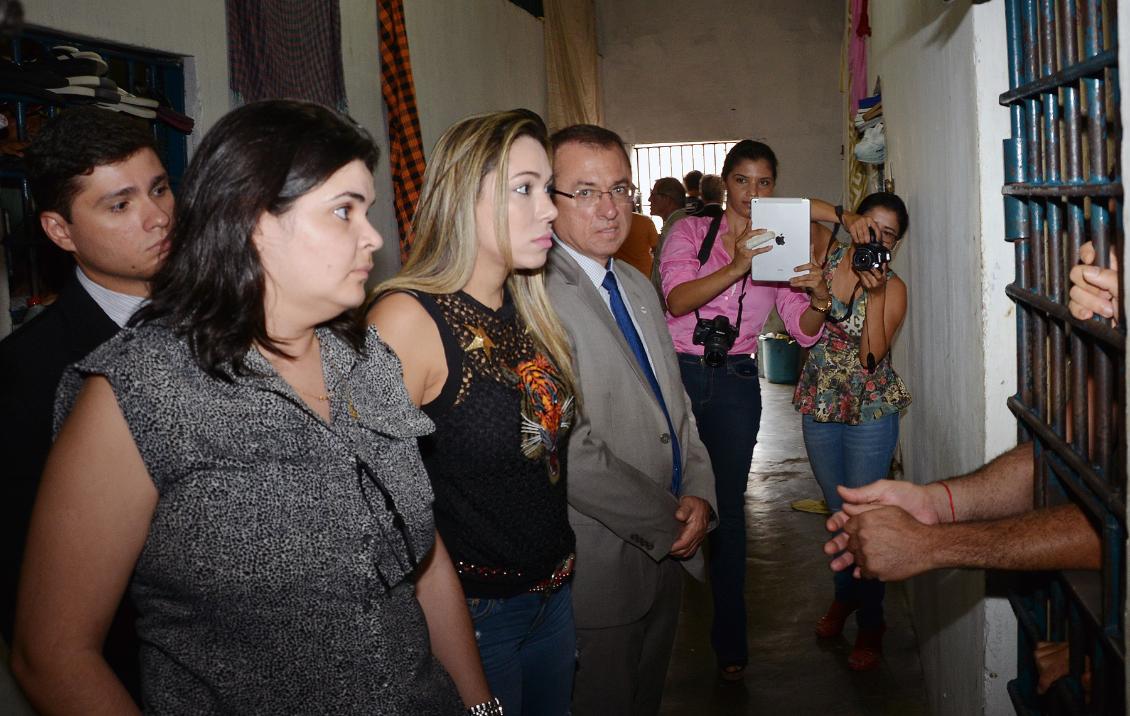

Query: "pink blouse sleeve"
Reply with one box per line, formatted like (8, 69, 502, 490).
(775, 283, 824, 347)
(658, 217, 709, 300)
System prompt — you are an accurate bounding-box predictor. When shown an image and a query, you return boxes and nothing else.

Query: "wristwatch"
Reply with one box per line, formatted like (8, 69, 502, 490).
(810, 295, 833, 313)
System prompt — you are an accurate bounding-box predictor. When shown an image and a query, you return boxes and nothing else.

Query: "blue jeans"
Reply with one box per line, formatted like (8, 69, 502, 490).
(468, 582, 575, 716)
(678, 353, 761, 668)
(802, 412, 899, 629)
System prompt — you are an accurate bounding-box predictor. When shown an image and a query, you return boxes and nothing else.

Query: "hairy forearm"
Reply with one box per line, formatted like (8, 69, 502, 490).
(927, 504, 1101, 572)
(942, 443, 1036, 521)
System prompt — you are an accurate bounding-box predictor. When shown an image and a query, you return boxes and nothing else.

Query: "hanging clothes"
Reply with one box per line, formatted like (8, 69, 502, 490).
(378, 0, 427, 261)
(226, 0, 347, 108)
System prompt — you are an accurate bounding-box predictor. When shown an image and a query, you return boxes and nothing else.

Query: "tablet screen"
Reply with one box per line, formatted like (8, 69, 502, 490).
(747, 197, 810, 282)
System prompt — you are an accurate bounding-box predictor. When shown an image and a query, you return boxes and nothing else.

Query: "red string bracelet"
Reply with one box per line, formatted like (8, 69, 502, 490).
(940, 481, 956, 523)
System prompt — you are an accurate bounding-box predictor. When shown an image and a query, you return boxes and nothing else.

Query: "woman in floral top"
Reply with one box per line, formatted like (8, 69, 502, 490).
(794, 191, 912, 672)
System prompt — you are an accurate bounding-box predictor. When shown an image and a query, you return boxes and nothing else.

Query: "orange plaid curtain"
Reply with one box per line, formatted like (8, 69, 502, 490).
(378, 0, 426, 261)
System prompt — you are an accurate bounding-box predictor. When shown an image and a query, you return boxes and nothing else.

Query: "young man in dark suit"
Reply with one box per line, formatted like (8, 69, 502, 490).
(0, 107, 173, 696)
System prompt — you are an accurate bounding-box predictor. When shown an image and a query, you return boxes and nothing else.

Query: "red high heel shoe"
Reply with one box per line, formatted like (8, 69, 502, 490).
(848, 624, 886, 671)
(814, 600, 858, 639)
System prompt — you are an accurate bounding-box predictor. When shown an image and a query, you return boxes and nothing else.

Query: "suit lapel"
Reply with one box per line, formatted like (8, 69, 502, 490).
(57, 276, 122, 362)
(548, 249, 655, 396)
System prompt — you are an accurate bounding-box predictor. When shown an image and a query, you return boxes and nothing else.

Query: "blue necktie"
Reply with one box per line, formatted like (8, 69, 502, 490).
(601, 270, 682, 495)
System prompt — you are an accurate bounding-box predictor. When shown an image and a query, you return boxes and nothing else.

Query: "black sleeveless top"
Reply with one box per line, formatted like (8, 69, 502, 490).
(415, 291, 575, 598)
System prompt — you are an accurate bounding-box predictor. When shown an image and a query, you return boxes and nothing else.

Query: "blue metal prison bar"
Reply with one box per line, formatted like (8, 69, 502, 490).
(1001, 0, 1126, 713)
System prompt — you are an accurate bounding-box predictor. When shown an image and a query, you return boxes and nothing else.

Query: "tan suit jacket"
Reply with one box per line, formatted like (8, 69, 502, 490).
(546, 247, 716, 629)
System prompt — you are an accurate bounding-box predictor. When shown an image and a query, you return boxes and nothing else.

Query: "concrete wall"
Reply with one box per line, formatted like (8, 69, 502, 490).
(595, 0, 844, 204)
(869, 1, 1015, 713)
(404, 0, 547, 159)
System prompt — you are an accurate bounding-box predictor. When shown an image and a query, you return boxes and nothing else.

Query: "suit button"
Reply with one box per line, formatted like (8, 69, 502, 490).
(659, 433, 670, 444)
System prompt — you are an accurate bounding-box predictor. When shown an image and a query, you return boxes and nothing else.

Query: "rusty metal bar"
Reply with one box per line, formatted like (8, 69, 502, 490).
(1006, 284, 1125, 350)
(1063, 0, 1092, 461)
(1041, 0, 1070, 440)
(1009, 397, 1126, 519)
(1082, 0, 1116, 484)
(998, 48, 1117, 105)
(1003, 182, 1123, 197)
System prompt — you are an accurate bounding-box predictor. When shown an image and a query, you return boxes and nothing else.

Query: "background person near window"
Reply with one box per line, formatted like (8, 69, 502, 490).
(658, 139, 857, 680)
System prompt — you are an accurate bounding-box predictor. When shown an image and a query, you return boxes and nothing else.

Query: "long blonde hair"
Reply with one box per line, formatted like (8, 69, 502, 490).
(376, 109, 576, 392)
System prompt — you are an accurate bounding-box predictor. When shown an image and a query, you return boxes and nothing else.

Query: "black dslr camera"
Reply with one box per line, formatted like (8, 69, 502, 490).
(852, 227, 892, 272)
(692, 315, 738, 367)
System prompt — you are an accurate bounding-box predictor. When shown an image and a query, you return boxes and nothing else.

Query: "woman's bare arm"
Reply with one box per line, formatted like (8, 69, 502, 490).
(11, 376, 156, 715)
(414, 533, 492, 707)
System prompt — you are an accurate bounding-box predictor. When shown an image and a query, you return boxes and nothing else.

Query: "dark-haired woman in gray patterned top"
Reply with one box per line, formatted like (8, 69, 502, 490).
(11, 101, 494, 714)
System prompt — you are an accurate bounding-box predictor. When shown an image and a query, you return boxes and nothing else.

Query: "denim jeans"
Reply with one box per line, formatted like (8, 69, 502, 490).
(678, 353, 761, 668)
(802, 412, 899, 628)
(468, 582, 575, 716)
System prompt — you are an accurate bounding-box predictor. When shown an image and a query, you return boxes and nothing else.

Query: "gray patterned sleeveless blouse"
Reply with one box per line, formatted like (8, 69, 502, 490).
(55, 323, 462, 715)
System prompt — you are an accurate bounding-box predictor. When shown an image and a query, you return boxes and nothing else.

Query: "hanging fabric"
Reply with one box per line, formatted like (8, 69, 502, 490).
(378, 0, 426, 261)
(544, 0, 601, 131)
(226, 0, 346, 108)
(841, 0, 871, 209)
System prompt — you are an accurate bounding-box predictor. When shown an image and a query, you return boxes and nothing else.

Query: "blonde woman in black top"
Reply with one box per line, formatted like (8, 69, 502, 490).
(370, 109, 576, 716)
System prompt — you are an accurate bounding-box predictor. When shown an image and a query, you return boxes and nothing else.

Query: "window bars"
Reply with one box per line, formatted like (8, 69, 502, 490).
(1001, 0, 1125, 713)
(631, 141, 737, 216)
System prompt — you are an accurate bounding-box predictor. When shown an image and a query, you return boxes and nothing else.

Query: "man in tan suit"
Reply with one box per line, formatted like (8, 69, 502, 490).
(546, 124, 717, 715)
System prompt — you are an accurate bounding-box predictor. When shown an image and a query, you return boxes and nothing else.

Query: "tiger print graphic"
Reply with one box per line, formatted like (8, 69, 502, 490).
(513, 354, 574, 484)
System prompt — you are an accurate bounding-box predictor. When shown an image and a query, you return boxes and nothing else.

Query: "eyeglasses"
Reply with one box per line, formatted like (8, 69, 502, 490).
(552, 184, 637, 208)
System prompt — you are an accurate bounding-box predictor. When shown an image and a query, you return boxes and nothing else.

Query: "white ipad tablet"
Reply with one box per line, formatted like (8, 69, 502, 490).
(746, 197, 811, 282)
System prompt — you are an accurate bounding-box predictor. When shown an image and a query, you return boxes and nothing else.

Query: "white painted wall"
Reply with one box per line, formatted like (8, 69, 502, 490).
(595, 0, 844, 204)
(869, 1, 1015, 713)
(403, 0, 547, 160)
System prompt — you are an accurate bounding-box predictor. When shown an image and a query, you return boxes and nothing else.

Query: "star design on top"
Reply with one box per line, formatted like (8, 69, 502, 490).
(463, 324, 496, 359)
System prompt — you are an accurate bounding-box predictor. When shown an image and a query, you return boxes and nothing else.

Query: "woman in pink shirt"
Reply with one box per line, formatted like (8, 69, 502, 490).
(658, 140, 853, 680)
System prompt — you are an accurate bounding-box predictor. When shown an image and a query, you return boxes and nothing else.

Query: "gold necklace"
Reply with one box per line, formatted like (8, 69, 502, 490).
(294, 386, 333, 402)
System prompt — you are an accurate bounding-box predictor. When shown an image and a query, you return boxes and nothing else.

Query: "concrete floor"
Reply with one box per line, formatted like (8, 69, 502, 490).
(660, 380, 930, 716)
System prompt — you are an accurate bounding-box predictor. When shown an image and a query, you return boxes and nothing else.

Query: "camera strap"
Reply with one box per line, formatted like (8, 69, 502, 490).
(693, 213, 749, 337)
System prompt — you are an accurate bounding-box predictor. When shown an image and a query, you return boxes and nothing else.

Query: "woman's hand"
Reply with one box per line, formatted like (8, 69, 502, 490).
(789, 256, 830, 301)
(841, 211, 882, 245)
(789, 262, 829, 298)
(724, 218, 772, 280)
(856, 265, 888, 294)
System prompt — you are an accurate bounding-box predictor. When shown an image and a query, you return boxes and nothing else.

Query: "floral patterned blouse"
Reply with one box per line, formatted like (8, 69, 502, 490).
(793, 241, 911, 424)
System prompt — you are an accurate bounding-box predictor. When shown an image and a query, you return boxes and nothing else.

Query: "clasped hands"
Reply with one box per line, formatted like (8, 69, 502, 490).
(822, 480, 945, 582)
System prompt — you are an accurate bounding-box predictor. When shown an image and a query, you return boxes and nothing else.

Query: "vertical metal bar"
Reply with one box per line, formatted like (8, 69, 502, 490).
(1082, 0, 1114, 481)
(1061, 0, 1092, 459)
(1042, 0, 1069, 443)
(1024, 0, 1050, 430)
